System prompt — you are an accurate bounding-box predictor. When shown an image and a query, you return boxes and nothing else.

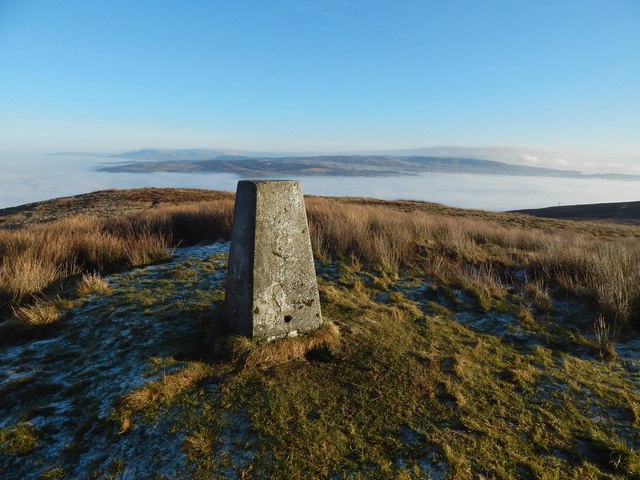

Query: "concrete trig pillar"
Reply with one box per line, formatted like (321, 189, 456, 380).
(225, 180, 323, 340)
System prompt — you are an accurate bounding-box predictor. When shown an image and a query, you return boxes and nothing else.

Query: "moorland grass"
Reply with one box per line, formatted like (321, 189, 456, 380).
(111, 264, 640, 478)
(305, 198, 640, 332)
(0, 216, 169, 305)
(76, 272, 111, 297)
(114, 361, 211, 434)
(2, 193, 638, 478)
(216, 321, 342, 368)
(1, 190, 638, 336)
(9, 301, 60, 329)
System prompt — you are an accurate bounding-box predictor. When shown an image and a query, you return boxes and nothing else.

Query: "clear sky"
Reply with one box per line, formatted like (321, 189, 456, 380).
(0, 1, 639, 166)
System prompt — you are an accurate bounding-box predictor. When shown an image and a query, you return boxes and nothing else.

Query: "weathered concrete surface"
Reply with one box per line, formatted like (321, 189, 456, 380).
(225, 180, 323, 340)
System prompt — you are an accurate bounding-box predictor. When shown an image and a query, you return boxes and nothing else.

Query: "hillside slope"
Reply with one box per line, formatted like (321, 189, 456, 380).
(1, 189, 639, 479)
(513, 200, 640, 224)
(0, 188, 233, 229)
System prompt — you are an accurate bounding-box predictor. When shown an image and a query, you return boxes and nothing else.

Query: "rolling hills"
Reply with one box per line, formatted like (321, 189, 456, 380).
(96, 150, 640, 181)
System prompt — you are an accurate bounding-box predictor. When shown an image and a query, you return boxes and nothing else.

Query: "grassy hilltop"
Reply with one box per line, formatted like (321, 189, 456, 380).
(0, 188, 639, 479)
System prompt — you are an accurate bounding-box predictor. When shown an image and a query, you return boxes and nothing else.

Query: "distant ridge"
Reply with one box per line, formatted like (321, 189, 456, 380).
(97, 150, 640, 181)
(512, 200, 640, 223)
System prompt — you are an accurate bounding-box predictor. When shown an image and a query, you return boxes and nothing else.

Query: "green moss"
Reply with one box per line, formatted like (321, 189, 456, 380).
(39, 466, 66, 479)
(107, 457, 125, 476)
(0, 421, 38, 455)
(518, 306, 538, 330)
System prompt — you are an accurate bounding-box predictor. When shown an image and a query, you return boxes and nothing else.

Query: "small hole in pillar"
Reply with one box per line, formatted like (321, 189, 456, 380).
(284, 315, 292, 323)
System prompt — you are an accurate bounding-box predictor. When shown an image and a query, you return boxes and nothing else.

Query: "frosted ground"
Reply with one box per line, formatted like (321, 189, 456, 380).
(0, 244, 230, 478)
(1, 241, 639, 478)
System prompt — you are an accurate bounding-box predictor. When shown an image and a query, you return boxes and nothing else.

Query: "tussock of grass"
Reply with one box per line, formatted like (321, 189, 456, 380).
(594, 315, 617, 361)
(523, 277, 553, 312)
(518, 307, 537, 330)
(454, 264, 507, 311)
(9, 301, 60, 329)
(76, 272, 111, 296)
(0, 252, 79, 304)
(183, 428, 215, 461)
(224, 321, 341, 368)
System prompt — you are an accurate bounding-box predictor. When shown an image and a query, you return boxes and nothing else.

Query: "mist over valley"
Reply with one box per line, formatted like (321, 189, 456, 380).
(2, 151, 638, 212)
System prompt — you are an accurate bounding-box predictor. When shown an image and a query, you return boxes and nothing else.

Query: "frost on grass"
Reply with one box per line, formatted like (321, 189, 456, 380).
(0, 243, 229, 479)
(2, 240, 640, 478)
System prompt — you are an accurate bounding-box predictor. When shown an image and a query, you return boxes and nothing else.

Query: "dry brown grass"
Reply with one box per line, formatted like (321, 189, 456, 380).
(2, 188, 638, 330)
(0, 197, 232, 317)
(522, 277, 553, 312)
(76, 272, 111, 297)
(115, 362, 209, 433)
(0, 216, 170, 307)
(305, 197, 640, 328)
(9, 301, 61, 329)
(454, 264, 508, 311)
(223, 321, 341, 368)
(104, 199, 234, 246)
(594, 315, 617, 361)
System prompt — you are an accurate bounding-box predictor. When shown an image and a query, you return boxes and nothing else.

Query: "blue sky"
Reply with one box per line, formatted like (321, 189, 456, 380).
(0, 0, 638, 169)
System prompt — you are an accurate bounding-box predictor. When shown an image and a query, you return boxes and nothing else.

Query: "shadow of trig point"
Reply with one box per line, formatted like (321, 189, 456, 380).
(225, 180, 323, 340)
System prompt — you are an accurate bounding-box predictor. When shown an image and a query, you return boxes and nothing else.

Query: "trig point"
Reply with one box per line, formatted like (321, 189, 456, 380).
(225, 180, 323, 340)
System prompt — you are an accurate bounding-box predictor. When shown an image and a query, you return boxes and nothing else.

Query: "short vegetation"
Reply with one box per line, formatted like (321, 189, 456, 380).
(0, 188, 639, 478)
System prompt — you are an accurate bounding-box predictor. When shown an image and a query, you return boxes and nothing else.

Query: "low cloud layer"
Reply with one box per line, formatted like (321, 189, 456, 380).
(1, 153, 639, 212)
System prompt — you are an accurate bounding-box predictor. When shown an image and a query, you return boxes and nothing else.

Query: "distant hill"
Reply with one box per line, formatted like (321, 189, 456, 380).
(108, 148, 281, 161)
(513, 200, 640, 224)
(98, 151, 640, 181)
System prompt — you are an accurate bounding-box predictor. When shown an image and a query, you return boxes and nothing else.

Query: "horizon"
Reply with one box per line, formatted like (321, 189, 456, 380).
(1, 150, 640, 212)
(1, 3, 639, 159)
(1, 0, 639, 207)
(14, 144, 640, 176)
